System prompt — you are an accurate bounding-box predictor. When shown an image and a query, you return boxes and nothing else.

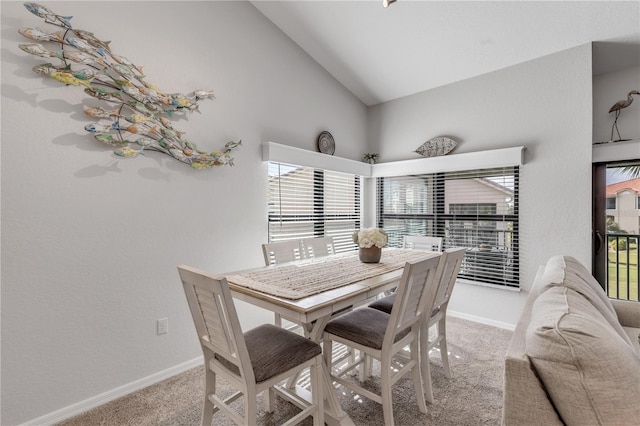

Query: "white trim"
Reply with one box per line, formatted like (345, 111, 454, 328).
(456, 278, 521, 292)
(448, 310, 516, 331)
(21, 357, 204, 426)
(592, 139, 640, 163)
(371, 146, 525, 177)
(263, 141, 526, 177)
(263, 141, 371, 176)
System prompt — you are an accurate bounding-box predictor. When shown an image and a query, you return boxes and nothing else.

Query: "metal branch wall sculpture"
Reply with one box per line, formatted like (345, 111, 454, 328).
(18, 2, 241, 169)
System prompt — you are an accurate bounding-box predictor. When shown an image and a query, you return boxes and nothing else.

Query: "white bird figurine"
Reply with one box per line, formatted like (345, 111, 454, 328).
(609, 90, 639, 141)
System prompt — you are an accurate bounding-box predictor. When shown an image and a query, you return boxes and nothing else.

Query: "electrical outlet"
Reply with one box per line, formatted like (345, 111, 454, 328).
(157, 318, 168, 335)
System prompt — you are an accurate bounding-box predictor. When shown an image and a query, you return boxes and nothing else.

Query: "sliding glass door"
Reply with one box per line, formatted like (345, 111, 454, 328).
(593, 161, 640, 301)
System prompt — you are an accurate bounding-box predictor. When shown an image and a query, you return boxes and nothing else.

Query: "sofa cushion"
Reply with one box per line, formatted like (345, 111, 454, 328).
(622, 326, 640, 355)
(538, 255, 633, 348)
(526, 286, 640, 425)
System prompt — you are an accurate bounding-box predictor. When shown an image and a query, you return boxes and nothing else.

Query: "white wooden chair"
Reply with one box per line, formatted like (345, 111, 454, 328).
(323, 255, 442, 426)
(403, 235, 443, 252)
(261, 240, 305, 266)
(262, 240, 306, 327)
(422, 247, 466, 379)
(369, 247, 467, 402)
(302, 236, 335, 258)
(265, 236, 355, 387)
(300, 236, 355, 371)
(177, 265, 324, 426)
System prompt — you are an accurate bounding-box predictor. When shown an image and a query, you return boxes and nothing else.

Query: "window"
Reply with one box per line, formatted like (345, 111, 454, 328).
(607, 197, 617, 210)
(268, 162, 360, 252)
(378, 167, 519, 287)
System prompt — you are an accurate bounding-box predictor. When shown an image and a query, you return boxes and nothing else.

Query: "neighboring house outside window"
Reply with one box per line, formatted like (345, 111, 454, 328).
(606, 178, 640, 234)
(267, 162, 360, 252)
(378, 167, 519, 288)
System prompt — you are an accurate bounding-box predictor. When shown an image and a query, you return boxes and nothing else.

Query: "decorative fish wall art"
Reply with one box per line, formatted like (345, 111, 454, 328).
(18, 2, 241, 170)
(414, 136, 457, 158)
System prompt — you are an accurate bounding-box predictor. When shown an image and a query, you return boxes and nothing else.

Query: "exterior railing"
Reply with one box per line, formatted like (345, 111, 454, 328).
(606, 233, 639, 301)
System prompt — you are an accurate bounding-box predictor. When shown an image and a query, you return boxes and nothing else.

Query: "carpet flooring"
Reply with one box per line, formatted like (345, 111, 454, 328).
(57, 317, 512, 425)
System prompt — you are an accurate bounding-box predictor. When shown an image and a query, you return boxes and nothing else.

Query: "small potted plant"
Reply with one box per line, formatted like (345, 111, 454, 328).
(363, 153, 379, 164)
(353, 227, 388, 263)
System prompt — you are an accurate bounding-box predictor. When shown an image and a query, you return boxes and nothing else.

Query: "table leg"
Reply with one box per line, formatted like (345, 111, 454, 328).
(321, 354, 348, 423)
(280, 315, 349, 423)
(285, 315, 331, 389)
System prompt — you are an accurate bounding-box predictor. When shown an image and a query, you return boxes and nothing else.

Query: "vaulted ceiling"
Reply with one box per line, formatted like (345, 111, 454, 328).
(252, 1, 640, 106)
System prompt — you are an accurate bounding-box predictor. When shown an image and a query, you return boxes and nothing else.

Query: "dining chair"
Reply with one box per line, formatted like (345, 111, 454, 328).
(263, 237, 348, 330)
(299, 236, 352, 321)
(368, 247, 467, 402)
(177, 265, 324, 426)
(300, 236, 356, 369)
(262, 240, 306, 328)
(403, 235, 443, 252)
(302, 236, 335, 258)
(262, 240, 305, 266)
(267, 236, 355, 387)
(375, 236, 442, 300)
(322, 255, 442, 426)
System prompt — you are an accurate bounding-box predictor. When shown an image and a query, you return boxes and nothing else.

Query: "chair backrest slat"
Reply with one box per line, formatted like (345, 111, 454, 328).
(193, 287, 234, 354)
(433, 247, 467, 309)
(178, 265, 253, 381)
(403, 235, 443, 252)
(302, 237, 335, 258)
(262, 240, 305, 265)
(386, 255, 442, 340)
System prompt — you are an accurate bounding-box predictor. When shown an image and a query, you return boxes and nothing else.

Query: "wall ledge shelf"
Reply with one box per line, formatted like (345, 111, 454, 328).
(263, 141, 526, 177)
(592, 138, 640, 163)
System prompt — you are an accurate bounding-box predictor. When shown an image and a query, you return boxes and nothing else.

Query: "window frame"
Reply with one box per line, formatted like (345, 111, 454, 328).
(377, 167, 520, 288)
(267, 161, 361, 253)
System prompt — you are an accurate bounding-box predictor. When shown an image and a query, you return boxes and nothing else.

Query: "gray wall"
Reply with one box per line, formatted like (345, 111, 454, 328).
(368, 44, 594, 325)
(1, 2, 367, 424)
(593, 65, 640, 143)
(3, 1, 634, 424)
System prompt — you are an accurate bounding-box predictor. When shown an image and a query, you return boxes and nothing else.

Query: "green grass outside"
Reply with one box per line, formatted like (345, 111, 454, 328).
(607, 248, 639, 301)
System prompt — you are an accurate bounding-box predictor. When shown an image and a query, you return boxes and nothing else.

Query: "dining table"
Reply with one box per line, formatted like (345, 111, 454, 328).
(224, 247, 441, 425)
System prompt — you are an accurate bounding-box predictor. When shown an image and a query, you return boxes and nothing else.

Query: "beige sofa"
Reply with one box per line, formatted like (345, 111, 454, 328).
(503, 255, 640, 425)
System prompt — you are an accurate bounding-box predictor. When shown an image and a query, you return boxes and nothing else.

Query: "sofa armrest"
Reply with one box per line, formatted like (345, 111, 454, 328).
(503, 354, 564, 425)
(502, 277, 564, 426)
(611, 299, 640, 328)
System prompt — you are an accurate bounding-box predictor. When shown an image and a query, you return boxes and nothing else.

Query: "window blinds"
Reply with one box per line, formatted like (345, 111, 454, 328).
(378, 166, 519, 287)
(268, 162, 360, 253)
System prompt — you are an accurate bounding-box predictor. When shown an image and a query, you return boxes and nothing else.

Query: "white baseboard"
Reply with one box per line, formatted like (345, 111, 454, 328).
(22, 312, 513, 425)
(22, 357, 204, 426)
(448, 310, 516, 331)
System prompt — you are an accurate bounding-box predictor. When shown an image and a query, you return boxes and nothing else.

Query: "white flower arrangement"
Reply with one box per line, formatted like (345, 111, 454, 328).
(352, 228, 388, 249)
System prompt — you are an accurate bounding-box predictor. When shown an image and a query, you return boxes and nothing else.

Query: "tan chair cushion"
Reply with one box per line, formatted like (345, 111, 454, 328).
(538, 255, 634, 348)
(526, 286, 640, 425)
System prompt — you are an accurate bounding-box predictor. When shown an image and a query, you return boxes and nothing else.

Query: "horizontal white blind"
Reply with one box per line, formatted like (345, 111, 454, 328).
(379, 166, 519, 287)
(268, 162, 360, 253)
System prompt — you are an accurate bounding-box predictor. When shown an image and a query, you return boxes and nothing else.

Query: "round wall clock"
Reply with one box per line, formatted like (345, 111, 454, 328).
(317, 131, 335, 155)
